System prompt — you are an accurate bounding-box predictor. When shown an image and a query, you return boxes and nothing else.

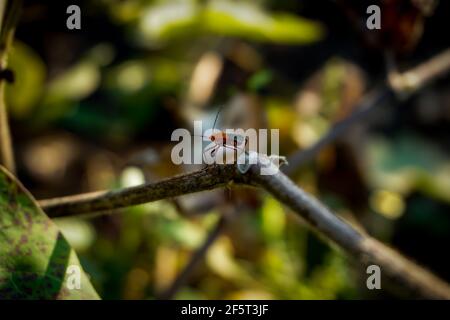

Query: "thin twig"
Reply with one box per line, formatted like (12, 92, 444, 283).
(39, 165, 242, 218)
(285, 48, 450, 174)
(159, 199, 240, 300)
(0, 0, 21, 174)
(389, 48, 450, 95)
(0, 2, 6, 29)
(158, 213, 230, 300)
(284, 86, 393, 175)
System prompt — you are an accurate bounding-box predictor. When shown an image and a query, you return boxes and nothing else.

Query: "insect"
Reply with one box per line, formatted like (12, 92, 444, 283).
(201, 106, 249, 164)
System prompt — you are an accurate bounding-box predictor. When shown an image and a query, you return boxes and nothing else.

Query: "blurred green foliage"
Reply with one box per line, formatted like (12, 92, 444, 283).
(3, 0, 449, 300)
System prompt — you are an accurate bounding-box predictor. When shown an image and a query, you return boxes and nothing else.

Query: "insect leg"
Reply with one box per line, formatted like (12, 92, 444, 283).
(203, 143, 218, 153)
(211, 145, 219, 157)
(202, 144, 220, 164)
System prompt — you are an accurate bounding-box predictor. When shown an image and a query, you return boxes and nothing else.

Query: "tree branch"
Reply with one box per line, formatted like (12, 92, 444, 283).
(39, 165, 244, 218)
(38, 162, 450, 299)
(284, 86, 393, 175)
(36, 49, 450, 299)
(285, 48, 450, 174)
(249, 165, 450, 299)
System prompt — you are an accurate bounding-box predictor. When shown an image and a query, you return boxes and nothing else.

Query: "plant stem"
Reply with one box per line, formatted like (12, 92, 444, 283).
(0, 0, 21, 174)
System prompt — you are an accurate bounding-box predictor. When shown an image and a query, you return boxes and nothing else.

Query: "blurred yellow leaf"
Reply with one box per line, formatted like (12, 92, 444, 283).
(225, 289, 274, 300)
(55, 218, 96, 252)
(206, 237, 250, 282)
(261, 197, 286, 240)
(138, 0, 324, 44)
(139, 0, 199, 42)
(46, 61, 100, 101)
(6, 41, 46, 118)
(370, 189, 405, 219)
(154, 246, 178, 293)
(204, 0, 324, 44)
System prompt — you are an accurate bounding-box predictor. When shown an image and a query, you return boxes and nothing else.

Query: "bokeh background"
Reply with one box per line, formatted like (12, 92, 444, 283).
(6, 0, 450, 299)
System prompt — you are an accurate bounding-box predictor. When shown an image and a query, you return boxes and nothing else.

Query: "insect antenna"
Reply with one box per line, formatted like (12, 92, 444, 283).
(212, 104, 224, 132)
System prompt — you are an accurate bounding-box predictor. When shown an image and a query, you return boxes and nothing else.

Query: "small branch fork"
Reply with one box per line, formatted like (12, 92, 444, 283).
(285, 48, 450, 173)
(36, 49, 450, 299)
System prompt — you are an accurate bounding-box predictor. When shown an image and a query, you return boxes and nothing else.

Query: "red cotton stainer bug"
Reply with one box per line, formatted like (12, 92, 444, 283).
(201, 106, 249, 165)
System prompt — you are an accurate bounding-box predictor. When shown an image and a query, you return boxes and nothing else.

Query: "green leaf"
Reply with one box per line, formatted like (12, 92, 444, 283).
(0, 166, 100, 299)
(247, 69, 272, 91)
(261, 197, 286, 241)
(139, 0, 200, 42)
(5, 41, 46, 119)
(204, 1, 324, 44)
(138, 0, 324, 44)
